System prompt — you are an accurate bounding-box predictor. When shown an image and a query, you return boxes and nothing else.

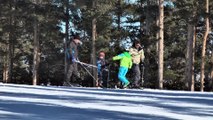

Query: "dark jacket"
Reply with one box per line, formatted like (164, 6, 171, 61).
(97, 58, 106, 76)
(69, 41, 78, 61)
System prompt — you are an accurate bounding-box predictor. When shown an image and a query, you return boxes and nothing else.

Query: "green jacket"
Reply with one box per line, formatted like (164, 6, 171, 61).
(112, 52, 132, 69)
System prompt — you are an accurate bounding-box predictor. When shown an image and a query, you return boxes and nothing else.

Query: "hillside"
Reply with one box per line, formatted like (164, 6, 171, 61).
(0, 83, 213, 120)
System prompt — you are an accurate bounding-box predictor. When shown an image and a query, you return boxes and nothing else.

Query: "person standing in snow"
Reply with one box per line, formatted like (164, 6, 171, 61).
(65, 34, 82, 86)
(112, 50, 132, 88)
(97, 51, 109, 88)
(129, 40, 145, 88)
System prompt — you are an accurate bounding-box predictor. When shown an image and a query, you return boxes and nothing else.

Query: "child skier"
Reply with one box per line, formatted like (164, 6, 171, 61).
(97, 51, 109, 87)
(112, 50, 132, 88)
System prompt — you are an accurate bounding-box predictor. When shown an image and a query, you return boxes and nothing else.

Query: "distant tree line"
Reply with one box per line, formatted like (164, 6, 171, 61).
(0, 0, 213, 91)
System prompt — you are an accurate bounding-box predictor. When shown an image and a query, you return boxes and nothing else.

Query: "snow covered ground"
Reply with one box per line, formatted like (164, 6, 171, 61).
(0, 83, 213, 120)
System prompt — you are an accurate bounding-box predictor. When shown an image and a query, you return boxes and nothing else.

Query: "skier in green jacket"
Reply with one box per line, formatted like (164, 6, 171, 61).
(112, 51, 132, 88)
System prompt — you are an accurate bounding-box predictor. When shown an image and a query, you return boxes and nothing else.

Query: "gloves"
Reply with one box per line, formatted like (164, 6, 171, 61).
(101, 65, 105, 69)
(140, 62, 145, 66)
(72, 58, 77, 63)
(108, 58, 113, 64)
(101, 63, 110, 69)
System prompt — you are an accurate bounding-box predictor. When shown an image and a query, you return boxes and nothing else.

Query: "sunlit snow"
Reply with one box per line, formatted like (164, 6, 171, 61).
(0, 83, 213, 120)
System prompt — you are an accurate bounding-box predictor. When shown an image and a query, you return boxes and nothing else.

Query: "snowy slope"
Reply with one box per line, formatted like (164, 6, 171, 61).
(0, 83, 213, 120)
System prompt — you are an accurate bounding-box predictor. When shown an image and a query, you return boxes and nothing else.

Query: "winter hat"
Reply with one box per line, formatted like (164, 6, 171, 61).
(73, 34, 80, 40)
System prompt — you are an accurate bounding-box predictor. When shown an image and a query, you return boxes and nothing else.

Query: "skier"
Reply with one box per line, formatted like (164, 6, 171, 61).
(97, 51, 109, 88)
(112, 50, 132, 88)
(65, 34, 82, 86)
(129, 40, 145, 88)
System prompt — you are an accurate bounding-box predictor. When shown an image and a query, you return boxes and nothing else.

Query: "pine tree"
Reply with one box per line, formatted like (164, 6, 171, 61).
(158, 0, 164, 89)
(32, 0, 40, 85)
(0, 0, 18, 83)
(0, 0, 64, 85)
(73, 0, 115, 86)
(176, 0, 200, 91)
(200, 0, 210, 92)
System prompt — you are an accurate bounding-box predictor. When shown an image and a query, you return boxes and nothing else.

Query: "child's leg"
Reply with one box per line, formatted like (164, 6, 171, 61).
(123, 68, 130, 87)
(118, 67, 129, 84)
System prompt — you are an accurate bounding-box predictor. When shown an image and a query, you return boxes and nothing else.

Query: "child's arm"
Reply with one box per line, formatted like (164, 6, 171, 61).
(112, 53, 124, 61)
(97, 60, 102, 74)
(140, 49, 145, 62)
(129, 59, 133, 69)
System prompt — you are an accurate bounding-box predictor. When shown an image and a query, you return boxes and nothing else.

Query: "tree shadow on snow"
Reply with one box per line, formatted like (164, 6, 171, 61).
(0, 99, 176, 120)
(1, 84, 213, 119)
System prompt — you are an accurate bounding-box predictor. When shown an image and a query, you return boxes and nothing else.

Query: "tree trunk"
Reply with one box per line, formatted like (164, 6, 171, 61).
(8, 31, 13, 83)
(32, 0, 40, 85)
(145, 0, 151, 35)
(113, 0, 121, 53)
(7, 0, 16, 83)
(3, 58, 9, 83)
(8, 28, 13, 83)
(117, 0, 121, 30)
(158, 0, 164, 89)
(156, 3, 159, 88)
(191, 29, 196, 91)
(200, 0, 209, 92)
(92, 18, 98, 87)
(64, 0, 69, 82)
(185, 24, 195, 91)
(32, 21, 40, 85)
(210, 54, 213, 91)
(91, 1, 98, 87)
(156, 0, 159, 63)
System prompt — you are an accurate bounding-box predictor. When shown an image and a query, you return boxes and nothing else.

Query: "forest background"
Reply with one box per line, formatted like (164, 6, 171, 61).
(0, 0, 213, 91)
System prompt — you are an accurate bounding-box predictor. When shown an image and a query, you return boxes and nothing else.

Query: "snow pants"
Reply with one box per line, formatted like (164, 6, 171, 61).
(132, 64, 141, 87)
(98, 69, 108, 87)
(118, 66, 129, 85)
(66, 62, 79, 82)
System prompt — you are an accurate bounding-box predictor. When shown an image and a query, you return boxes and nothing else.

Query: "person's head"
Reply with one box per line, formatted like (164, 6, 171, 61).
(99, 51, 105, 59)
(73, 34, 82, 45)
(132, 40, 141, 49)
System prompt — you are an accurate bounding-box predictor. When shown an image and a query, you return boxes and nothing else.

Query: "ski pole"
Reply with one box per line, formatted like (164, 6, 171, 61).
(141, 64, 145, 87)
(76, 61, 98, 68)
(77, 61, 98, 84)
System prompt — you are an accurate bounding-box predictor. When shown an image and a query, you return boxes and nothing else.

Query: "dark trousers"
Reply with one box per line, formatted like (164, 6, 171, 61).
(98, 69, 108, 87)
(66, 63, 79, 83)
(132, 64, 141, 87)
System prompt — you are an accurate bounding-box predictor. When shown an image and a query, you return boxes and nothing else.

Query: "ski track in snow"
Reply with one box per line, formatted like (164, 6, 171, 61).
(0, 83, 213, 120)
